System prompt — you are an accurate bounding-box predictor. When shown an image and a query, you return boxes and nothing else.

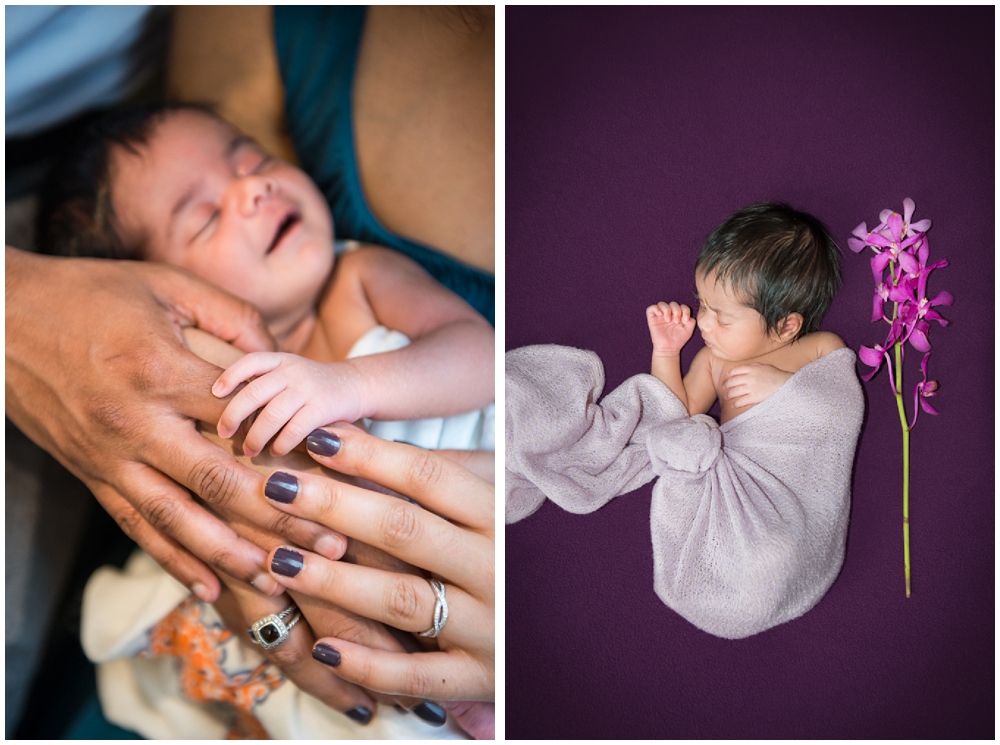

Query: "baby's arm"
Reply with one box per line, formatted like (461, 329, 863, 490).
(215, 247, 493, 456)
(646, 302, 716, 416)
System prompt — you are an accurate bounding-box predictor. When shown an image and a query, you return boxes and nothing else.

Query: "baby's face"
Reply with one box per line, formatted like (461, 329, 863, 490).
(109, 110, 334, 327)
(694, 270, 784, 362)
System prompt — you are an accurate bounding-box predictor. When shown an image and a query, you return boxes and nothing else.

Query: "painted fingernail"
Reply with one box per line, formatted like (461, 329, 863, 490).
(412, 701, 447, 726)
(306, 429, 341, 457)
(265, 471, 298, 503)
(345, 707, 373, 725)
(313, 642, 341, 667)
(271, 547, 304, 577)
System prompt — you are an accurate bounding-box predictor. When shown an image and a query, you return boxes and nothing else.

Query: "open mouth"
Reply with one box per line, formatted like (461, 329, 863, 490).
(266, 213, 301, 254)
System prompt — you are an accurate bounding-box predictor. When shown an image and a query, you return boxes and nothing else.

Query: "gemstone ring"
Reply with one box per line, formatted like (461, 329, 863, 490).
(247, 604, 302, 650)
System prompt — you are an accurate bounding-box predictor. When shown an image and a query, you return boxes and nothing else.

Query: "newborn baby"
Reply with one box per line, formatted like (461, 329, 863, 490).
(506, 202, 864, 639)
(646, 201, 844, 424)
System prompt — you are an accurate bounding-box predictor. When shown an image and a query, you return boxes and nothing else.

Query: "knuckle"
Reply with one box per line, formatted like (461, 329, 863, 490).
(384, 577, 422, 625)
(265, 639, 307, 669)
(189, 456, 242, 509)
(404, 450, 444, 492)
(142, 491, 184, 534)
(125, 348, 177, 395)
(402, 662, 435, 699)
(204, 545, 240, 578)
(378, 502, 421, 550)
(267, 510, 298, 540)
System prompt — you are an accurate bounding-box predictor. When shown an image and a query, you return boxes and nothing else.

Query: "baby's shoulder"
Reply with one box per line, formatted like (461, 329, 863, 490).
(800, 331, 846, 360)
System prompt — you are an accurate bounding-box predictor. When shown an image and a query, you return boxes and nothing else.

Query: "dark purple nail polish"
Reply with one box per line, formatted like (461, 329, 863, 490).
(345, 706, 373, 725)
(270, 547, 303, 577)
(313, 642, 341, 667)
(412, 701, 447, 726)
(265, 471, 298, 503)
(306, 429, 341, 457)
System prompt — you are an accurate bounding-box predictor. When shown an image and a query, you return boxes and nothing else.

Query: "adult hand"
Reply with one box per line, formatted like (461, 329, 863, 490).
(5, 249, 346, 601)
(260, 424, 495, 701)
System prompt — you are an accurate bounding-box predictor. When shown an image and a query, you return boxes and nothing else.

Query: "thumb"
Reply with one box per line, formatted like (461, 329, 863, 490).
(147, 263, 276, 353)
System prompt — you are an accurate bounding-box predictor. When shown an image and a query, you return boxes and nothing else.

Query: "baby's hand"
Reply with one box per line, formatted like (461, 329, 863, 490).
(646, 301, 696, 354)
(212, 353, 369, 457)
(723, 363, 792, 408)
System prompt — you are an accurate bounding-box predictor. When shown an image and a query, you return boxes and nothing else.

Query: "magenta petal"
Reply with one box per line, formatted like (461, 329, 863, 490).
(909, 328, 931, 352)
(887, 284, 912, 303)
(897, 251, 919, 274)
(903, 198, 915, 225)
(887, 213, 904, 241)
(852, 222, 869, 240)
(909, 218, 932, 233)
(871, 294, 885, 322)
(929, 290, 954, 307)
(924, 309, 949, 326)
(920, 397, 939, 415)
(848, 236, 868, 253)
(871, 251, 892, 275)
(916, 235, 929, 265)
(879, 209, 893, 224)
(858, 345, 884, 368)
(867, 232, 892, 248)
(919, 352, 931, 378)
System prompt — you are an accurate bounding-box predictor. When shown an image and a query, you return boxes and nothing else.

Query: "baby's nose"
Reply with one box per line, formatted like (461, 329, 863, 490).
(235, 175, 276, 216)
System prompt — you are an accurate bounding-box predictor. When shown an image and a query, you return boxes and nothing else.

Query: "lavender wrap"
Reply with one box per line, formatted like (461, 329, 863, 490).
(505, 345, 864, 639)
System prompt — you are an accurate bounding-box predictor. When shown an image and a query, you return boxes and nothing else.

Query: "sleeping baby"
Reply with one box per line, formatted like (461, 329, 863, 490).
(646, 201, 845, 423)
(506, 202, 863, 639)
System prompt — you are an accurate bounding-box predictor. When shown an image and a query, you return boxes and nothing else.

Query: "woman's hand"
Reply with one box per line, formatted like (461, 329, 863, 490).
(260, 425, 495, 701)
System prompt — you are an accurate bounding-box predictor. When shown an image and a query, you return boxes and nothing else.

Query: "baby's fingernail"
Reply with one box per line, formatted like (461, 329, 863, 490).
(211, 381, 225, 397)
(191, 583, 213, 603)
(412, 701, 447, 726)
(313, 643, 342, 667)
(265, 471, 299, 503)
(345, 707, 373, 725)
(271, 547, 304, 577)
(251, 574, 282, 595)
(314, 534, 346, 560)
(306, 429, 341, 457)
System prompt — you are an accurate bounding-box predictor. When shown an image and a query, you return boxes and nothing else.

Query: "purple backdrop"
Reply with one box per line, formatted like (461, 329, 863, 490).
(505, 7, 993, 739)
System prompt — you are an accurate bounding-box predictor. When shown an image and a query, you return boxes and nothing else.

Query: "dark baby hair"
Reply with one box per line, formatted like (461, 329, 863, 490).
(695, 202, 842, 339)
(35, 101, 217, 259)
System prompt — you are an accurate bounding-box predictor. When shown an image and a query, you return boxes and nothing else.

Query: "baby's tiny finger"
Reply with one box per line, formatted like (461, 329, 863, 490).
(218, 374, 287, 439)
(212, 352, 282, 397)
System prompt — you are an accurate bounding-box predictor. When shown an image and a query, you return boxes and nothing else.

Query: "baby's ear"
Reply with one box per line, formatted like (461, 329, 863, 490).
(776, 313, 804, 341)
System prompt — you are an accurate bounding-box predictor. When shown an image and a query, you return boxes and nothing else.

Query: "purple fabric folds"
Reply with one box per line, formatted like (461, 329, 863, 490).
(507, 345, 863, 638)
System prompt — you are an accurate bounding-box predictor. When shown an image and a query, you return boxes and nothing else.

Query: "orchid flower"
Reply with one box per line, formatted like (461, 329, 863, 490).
(852, 198, 949, 598)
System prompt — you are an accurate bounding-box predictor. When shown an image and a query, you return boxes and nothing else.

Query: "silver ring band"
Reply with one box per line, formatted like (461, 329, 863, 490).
(418, 579, 449, 638)
(247, 604, 302, 649)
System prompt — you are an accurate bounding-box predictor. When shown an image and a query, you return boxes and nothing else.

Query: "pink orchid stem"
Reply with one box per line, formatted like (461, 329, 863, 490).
(889, 263, 912, 598)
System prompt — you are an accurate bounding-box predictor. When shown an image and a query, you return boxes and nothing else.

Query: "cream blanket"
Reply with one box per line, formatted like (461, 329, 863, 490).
(506, 345, 863, 639)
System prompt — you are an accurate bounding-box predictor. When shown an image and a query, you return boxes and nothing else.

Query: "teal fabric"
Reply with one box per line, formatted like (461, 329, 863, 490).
(273, 6, 494, 325)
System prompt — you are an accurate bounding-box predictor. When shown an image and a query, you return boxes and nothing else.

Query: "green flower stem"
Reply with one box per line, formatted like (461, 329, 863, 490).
(893, 339, 911, 598)
(889, 262, 912, 598)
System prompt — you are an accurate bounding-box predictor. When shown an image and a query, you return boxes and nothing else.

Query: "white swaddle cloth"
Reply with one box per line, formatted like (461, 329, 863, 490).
(81, 326, 493, 739)
(506, 344, 863, 639)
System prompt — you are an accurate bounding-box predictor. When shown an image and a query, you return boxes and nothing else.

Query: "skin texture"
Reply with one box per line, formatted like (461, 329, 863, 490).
(182, 326, 435, 720)
(647, 269, 844, 423)
(261, 423, 496, 704)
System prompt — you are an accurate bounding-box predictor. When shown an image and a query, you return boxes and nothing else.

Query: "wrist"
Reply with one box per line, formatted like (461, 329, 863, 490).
(652, 347, 683, 359)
